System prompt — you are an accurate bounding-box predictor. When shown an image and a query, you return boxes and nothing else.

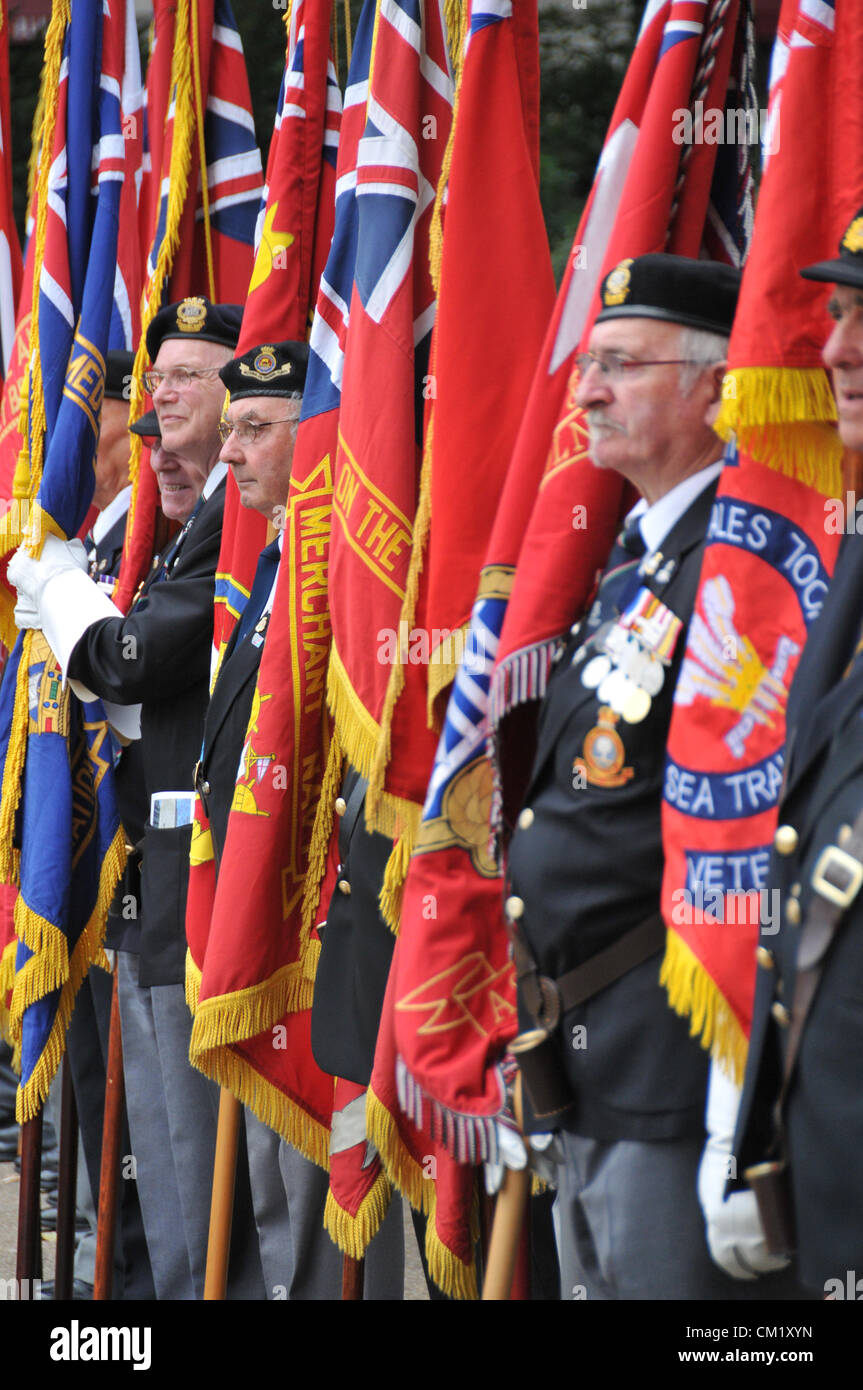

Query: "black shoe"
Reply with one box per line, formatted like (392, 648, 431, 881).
(41, 1198, 89, 1235)
(37, 1279, 94, 1301)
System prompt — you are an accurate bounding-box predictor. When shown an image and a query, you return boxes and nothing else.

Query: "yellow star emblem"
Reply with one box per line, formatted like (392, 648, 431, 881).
(248, 203, 295, 295)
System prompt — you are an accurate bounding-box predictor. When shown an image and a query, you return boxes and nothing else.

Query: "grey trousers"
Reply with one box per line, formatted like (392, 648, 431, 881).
(244, 1111, 406, 1300)
(117, 951, 264, 1300)
(554, 1131, 804, 1301)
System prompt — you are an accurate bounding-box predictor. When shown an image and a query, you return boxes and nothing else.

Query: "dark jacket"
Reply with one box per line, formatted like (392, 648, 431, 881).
(507, 481, 718, 1142)
(68, 480, 226, 985)
(733, 533, 863, 1291)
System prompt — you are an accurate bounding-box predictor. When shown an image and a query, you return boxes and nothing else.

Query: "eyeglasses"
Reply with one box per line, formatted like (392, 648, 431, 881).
(141, 366, 224, 393)
(218, 415, 300, 445)
(575, 351, 703, 380)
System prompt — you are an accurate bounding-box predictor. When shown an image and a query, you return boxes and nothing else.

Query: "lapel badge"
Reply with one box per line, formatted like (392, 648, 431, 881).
(573, 706, 634, 788)
(655, 558, 676, 585)
(641, 551, 662, 578)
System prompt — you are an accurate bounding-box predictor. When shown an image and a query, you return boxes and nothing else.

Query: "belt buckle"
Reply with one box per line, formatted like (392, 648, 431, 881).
(535, 976, 561, 1031)
(811, 844, 863, 910)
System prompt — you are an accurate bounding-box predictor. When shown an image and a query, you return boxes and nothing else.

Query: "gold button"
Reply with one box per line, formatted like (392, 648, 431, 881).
(518, 808, 535, 831)
(771, 1002, 791, 1027)
(774, 825, 798, 856)
(201, 781, 210, 796)
(338, 879, 351, 896)
(790, 882, 801, 897)
(504, 895, 525, 920)
(785, 898, 801, 926)
(756, 946, 774, 969)
(335, 797, 347, 816)
(124, 841, 135, 855)
(838, 823, 853, 847)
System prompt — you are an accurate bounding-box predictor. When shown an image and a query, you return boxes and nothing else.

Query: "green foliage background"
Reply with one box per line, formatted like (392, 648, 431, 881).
(7, 0, 640, 286)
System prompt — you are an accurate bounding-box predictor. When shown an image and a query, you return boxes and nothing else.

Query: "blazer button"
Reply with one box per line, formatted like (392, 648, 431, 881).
(838, 823, 853, 847)
(518, 808, 535, 830)
(771, 1001, 791, 1027)
(755, 946, 774, 969)
(785, 898, 801, 926)
(201, 781, 210, 796)
(504, 895, 525, 920)
(338, 879, 351, 896)
(335, 797, 347, 816)
(773, 824, 798, 856)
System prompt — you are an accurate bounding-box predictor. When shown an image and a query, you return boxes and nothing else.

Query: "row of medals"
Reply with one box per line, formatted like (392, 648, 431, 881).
(578, 618, 665, 724)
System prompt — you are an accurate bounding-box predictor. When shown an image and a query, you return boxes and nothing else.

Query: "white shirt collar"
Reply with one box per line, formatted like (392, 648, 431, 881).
(627, 459, 723, 556)
(91, 484, 132, 546)
(202, 460, 228, 501)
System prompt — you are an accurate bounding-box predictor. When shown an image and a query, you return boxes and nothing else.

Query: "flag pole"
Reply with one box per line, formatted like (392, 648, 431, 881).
(93, 959, 124, 1299)
(15, 1110, 43, 1297)
(53, 1055, 79, 1299)
(480, 1074, 529, 1301)
(203, 1088, 241, 1299)
(341, 1254, 365, 1299)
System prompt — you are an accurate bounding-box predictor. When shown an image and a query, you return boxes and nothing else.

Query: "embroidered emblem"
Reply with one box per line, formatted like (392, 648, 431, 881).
(843, 217, 863, 255)
(602, 258, 633, 307)
(176, 296, 207, 333)
(574, 707, 634, 788)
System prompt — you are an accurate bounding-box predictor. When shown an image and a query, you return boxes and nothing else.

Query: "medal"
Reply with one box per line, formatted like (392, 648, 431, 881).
(581, 654, 611, 688)
(621, 685, 651, 723)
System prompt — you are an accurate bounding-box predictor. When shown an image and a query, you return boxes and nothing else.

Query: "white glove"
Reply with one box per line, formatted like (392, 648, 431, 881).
(483, 1121, 563, 1194)
(8, 535, 88, 607)
(698, 1060, 790, 1280)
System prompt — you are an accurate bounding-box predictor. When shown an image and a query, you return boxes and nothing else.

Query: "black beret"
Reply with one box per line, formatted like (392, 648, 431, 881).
(129, 408, 161, 439)
(596, 253, 740, 335)
(219, 341, 309, 401)
(800, 204, 863, 289)
(146, 297, 243, 359)
(104, 349, 134, 401)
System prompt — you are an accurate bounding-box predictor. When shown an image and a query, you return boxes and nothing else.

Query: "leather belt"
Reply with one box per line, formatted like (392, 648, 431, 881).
(509, 910, 667, 1032)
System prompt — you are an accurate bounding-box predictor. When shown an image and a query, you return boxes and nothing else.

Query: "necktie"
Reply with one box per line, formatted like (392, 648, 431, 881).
(588, 515, 647, 630)
(232, 540, 281, 650)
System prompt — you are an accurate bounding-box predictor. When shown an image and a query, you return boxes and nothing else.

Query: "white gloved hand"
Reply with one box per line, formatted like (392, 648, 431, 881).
(8, 535, 89, 609)
(13, 591, 41, 632)
(698, 1060, 790, 1280)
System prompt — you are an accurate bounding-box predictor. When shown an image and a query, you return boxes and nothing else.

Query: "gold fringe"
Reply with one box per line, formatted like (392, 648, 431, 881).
(10, 898, 68, 1003)
(323, 1168, 392, 1259)
(366, 1084, 477, 1300)
(185, 946, 201, 1015)
(442, 0, 468, 98)
(0, 631, 35, 883)
(189, 1043, 331, 1171)
(300, 726, 342, 936)
(0, 936, 16, 1045)
(427, 621, 469, 724)
(378, 827, 413, 935)
(126, 0, 195, 546)
(715, 367, 843, 495)
(14, 822, 126, 1122)
(190, 0, 215, 301)
(326, 642, 382, 783)
(189, 959, 313, 1057)
(660, 929, 749, 1088)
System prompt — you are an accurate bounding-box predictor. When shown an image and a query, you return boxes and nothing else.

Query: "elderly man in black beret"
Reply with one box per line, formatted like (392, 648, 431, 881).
(503, 253, 800, 1300)
(703, 206, 863, 1298)
(10, 297, 264, 1300)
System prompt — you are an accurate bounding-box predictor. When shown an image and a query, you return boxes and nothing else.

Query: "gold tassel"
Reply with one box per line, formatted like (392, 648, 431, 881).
(15, 823, 126, 1121)
(0, 937, 16, 1045)
(0, 631, 34, 883)
(188, 960, 313, 1057)
(300, 725, 342, 936)
(185, 947, 202, 1015)
(366, 1085, 478, 1299)
(715, 366, 843, 495)
(660, 930, 748, 1087)
(323, 1169, 393, 1259)
(378, 827, 414, 934)
(189, 1044, 331, 1171)
(125, 0, 195, 545)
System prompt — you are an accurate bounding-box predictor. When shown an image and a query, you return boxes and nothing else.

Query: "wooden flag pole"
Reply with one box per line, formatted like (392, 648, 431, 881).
(53, 1056, 79, 1299)
(481, 1074, 530, 1301)
(203, 1087, 241, 1300)
(93, 960, 125, 1300)
(16, 1110, 43, 1297)
(342, 1254, 365, 1299)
